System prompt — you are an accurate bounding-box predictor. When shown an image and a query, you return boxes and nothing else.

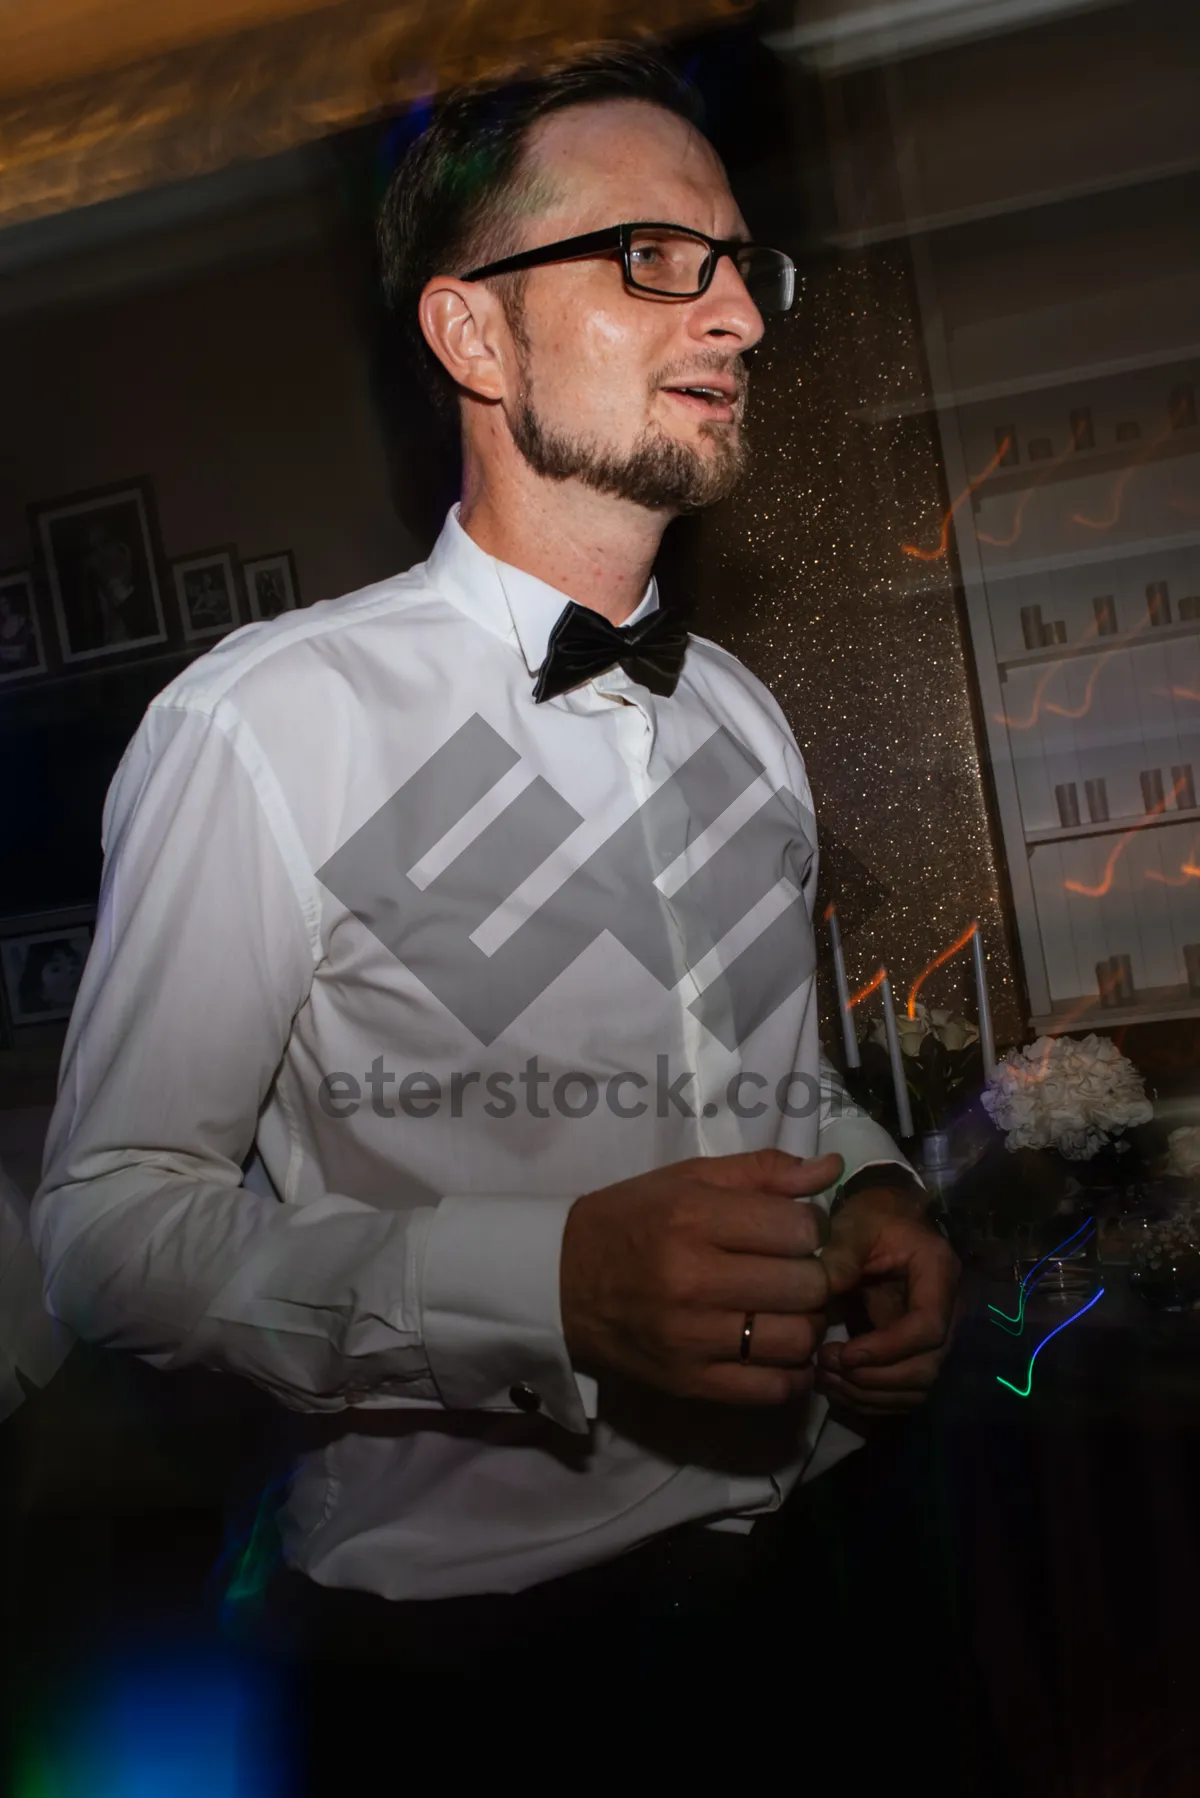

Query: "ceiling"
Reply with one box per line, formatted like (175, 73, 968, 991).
(0, 0, 750, 232)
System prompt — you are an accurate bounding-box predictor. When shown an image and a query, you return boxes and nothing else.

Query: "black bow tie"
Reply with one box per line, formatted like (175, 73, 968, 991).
(533, 601, 690, 703)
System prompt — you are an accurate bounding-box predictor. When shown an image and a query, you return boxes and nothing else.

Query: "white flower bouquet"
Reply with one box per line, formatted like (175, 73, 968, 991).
(982, 1033, 1152, 1162)
(857, 1000, 982, 1133)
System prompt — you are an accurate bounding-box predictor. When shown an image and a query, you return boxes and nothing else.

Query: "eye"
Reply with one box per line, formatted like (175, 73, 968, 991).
(629, 243, 663, 270)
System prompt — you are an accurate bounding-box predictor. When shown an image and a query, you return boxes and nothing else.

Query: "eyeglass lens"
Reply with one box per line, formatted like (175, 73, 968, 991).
(627, 229, 794, 313)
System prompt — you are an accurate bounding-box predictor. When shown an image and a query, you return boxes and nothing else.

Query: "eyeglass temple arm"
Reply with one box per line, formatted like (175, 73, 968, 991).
(461, 226, 625, 283)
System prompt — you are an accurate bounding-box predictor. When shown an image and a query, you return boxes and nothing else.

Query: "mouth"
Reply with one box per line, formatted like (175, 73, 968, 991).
(660, 381, 740, 423)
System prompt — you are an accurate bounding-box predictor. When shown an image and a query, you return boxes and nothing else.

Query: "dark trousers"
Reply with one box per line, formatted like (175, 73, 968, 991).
(244, 1428, 1017, 1795)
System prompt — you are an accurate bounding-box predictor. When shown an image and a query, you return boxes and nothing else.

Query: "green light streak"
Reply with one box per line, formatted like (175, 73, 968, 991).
(988, 1220, 1095, 1332)
(996, 1287, 1105, 1397)
(989, 1287, 1028, 1332)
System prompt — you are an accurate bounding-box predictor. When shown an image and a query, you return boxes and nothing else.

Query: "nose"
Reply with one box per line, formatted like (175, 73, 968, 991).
(688, 250, 765, 352)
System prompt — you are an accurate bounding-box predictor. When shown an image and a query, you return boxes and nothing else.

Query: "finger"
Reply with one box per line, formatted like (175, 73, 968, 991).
(701, 1252, 829, 1316)
(727, 1310, 827, 1368)
(698, 1149, 843, 1202)
(704, 1190, 825, 1258)
(699, 1361, 815, 1406)
(820, 1240, 863, 1299)
(817, 1371, 927, 1414)
(839, 1249, 958, 1371)
(818, 1348, 942, 1392)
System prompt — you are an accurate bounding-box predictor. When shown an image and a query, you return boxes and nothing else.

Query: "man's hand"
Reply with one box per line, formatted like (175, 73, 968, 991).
(816, 1185, 960, 1415)
(561, 1148, 843, 1408)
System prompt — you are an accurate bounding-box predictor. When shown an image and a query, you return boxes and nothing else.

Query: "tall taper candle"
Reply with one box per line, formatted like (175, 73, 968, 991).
(880, 971, 915, 1140)
(826, 905, 860, 1068)
(970, 923, 997, 1079)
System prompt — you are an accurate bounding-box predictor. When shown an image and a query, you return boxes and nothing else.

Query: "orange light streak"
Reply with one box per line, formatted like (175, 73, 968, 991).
(996, 615, 1149, 731)
(977, 427, 1097, 550)
(1145, 834, 1200, 886)
(1064, 777, 1186, 897)
(901, 436, 1013, 563)
(977, 485, 1037, 549)
(997, 645, 1110, 730)
(905, 923, 977, 1018)
(1071, 463, 1136, 531)
(1166, 687, 1200, 703)
(848, 967, 886, 1009)
(1070, 418, 1174, 531)
(1146, 862, 1200, 886)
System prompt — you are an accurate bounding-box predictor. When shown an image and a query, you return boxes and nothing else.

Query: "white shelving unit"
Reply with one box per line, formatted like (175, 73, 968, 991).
(906, 219, 1200, 1034)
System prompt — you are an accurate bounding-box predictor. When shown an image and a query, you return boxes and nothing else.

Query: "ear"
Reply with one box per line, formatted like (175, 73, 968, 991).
(418, 276, 511, 403)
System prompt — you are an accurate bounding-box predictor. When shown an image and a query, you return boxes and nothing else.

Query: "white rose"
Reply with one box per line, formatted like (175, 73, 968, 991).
(872, 1001, 930, 1058)
(930, 1011, 979, 1053)
(1168, 1127, 1200, 1179)
(896, 1014, 929, 1058)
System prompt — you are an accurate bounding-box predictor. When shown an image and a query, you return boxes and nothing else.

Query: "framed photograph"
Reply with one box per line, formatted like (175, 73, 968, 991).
(244, 552, 300, 622)
(33, 478, 167, 664)
(0, 908, 95, 1027)
(0, 569, 47, 684)
(172, 547, 242, 642)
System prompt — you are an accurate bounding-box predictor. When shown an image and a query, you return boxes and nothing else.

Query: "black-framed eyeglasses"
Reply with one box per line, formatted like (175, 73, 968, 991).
(461, 221, 796, 315)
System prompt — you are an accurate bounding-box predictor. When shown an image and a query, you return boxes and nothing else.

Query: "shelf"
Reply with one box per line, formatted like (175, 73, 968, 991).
(1026, 804, 1200, 847)
(971, 427, 1200, 505)
(1031, 983, 1200, 1034)
(979, 528, 1200, 587)
(855, 342, 1200, 425)
(998, 617, 1199, 673)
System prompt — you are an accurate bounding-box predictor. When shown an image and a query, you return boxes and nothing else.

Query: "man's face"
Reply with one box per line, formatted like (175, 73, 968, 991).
(496, 100, 766, 514)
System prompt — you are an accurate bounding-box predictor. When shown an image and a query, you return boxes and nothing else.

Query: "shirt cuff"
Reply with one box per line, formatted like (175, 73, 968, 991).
(817, 1113, 924, 1203)
(420, 1194, 594, 1435)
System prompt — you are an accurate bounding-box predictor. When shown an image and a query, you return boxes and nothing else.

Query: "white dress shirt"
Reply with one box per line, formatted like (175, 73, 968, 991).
(33, 506, 910, 1600)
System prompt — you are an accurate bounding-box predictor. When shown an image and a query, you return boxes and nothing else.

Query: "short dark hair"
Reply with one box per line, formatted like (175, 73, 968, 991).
(377, 43, 704, 413)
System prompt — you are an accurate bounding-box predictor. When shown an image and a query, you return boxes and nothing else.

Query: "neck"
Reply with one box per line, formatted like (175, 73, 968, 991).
(458, 432, 668, 627)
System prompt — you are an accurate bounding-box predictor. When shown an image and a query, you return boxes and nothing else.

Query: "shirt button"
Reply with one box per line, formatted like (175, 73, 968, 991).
(509, 1383, 541, 1413)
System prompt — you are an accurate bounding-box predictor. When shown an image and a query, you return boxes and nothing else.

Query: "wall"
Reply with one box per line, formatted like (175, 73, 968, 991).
(0, 180, 424, 1119)
(0, 239, 416, 621)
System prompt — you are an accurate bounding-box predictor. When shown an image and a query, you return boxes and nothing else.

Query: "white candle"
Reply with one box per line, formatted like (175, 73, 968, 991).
(971, 922, 997, 1079)
(826, 905, 860, 1068)
(880, 971, 915, 1140)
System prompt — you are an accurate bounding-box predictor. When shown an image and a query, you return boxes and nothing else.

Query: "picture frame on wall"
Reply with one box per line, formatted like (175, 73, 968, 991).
(171, 547, 242, 642)
(0, 569, 47, 684)
(244, 551, 300, 622)
(0, 907, 95, 1028)
(32, 477, 167, 665)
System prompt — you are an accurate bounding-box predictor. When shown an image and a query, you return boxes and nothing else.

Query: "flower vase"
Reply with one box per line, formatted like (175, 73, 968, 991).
(920, 1130, 956, 1202)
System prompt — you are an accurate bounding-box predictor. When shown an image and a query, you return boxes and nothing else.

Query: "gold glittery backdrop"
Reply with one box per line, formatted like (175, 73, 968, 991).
(663, 245, 1025, 1058)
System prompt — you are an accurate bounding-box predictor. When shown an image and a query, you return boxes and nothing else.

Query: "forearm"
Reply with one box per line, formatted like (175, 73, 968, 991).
(34, 1156, 438, 1412)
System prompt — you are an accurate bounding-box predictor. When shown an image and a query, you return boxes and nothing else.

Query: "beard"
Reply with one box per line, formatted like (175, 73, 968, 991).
(507, 348, 748, 513)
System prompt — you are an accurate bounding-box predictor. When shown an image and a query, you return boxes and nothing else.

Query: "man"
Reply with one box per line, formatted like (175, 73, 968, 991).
(33, 46, 958, 1678)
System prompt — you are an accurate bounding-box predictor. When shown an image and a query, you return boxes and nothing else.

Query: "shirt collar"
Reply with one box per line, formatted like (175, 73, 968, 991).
(426, 504, 660, 680)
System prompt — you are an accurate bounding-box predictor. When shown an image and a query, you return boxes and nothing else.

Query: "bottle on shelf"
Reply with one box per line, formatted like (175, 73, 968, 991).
(1169, 383, 1196, 431)
(1085, 778, 1109, 823)
(1184, 945, 1200, 998)
(1020, 603, 1046, 650)
(1093, 595, 1118, 636)
(1070, 407, 1095, 450)
(1171, 764, 1197, 810)
(1055, 782, 1082, 829)
(1146, 581, 1172, 627)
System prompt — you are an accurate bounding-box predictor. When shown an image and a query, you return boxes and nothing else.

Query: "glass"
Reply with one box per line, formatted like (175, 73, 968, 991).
(461, 222, 796, 314)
